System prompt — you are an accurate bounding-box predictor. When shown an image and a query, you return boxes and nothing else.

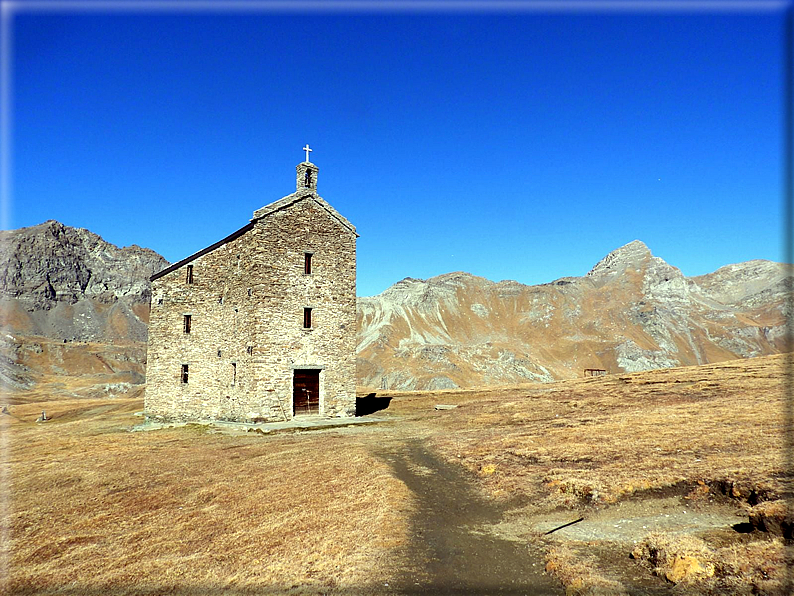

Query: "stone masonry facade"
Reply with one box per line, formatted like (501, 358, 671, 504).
(145, 159, 357, 423)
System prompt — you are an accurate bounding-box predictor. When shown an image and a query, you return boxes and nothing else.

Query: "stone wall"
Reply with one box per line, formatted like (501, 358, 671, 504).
(145, 191, 356, 423)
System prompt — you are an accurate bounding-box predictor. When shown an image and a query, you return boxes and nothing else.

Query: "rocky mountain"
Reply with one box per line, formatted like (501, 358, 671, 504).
(0, 220, 169, 342)
(357, 240, 790, 390)
(1, 222, 788, 395)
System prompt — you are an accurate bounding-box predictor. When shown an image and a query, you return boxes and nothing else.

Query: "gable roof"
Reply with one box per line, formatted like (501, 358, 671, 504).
(151, 191, 356, 282)
(252, 190, 357, 236)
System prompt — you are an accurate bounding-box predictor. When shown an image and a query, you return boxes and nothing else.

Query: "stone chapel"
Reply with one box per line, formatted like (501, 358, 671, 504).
(144, 148, 357, 423)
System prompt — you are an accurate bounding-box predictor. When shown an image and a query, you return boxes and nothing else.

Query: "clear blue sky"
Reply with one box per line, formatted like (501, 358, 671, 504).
(6, 2, 789, 296)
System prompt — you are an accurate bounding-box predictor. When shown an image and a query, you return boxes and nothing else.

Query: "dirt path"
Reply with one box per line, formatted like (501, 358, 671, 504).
(379, 439, 562, 595)
(331, 414, 752, 595)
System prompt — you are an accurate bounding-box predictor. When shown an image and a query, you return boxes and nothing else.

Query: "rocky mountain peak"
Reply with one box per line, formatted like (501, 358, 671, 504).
(39, 219, 63, 233)
(0, 220, 169, 311)
(587, 240, 652, 277)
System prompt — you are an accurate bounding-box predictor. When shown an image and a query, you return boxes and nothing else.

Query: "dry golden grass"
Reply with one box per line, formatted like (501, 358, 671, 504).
(3, 352, 790, 595)
(3, 399, 412, 595)
(404, 354, 790, 510)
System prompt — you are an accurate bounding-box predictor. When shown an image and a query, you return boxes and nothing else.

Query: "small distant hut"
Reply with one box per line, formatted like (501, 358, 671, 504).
(584, 368, 607, 378)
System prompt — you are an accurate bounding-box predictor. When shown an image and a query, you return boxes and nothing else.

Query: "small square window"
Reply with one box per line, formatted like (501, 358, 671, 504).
(186, 265, 194, 284)
(303, 307, 312, 329)
(304, 253, 313, 275)
(181, 364, 189, 384)
(183, 314, 192, 334)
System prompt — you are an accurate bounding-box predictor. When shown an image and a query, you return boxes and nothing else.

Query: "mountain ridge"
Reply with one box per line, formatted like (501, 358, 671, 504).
(357, 241, 790, 390)
(0, 222, 788, 393)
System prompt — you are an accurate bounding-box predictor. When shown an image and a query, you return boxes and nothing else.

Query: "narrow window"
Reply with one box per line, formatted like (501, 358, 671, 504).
(304, 252, 312, 274)
(217, 349, 222, 358)
(157, 297, 163, 305)
(186, 265, 194, 284)
(218, 296, 223, 304)
(303, 307, 312, 329)
(183, 314, 192, 334)
(181, 364, 189, 384)
(231, 362, 237, 386)
(304, 169, 312, 188)
(246, 346, 253, 355)
(248, 288, 252, 297)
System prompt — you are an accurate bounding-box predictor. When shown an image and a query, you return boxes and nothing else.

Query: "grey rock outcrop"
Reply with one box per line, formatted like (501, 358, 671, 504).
(1, 220, 168, 309)
(586, 239, 652, 278)
(0, 220, 169, 342)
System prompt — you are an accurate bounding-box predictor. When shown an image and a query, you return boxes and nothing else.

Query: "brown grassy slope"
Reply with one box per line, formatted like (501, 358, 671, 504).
(4, 400, 411, 595)
(380, 353, 790, 509)
(3, 336, 147, 402)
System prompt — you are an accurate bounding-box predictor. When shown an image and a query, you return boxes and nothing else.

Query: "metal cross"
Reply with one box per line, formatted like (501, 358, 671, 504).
(303, 144, 312, 162)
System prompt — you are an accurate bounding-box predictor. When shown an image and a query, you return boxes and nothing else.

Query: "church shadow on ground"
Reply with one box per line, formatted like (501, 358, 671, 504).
(355, 393, 392, 417)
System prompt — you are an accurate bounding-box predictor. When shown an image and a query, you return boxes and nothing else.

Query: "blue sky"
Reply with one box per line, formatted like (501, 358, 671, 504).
(6, 2, 789, 296)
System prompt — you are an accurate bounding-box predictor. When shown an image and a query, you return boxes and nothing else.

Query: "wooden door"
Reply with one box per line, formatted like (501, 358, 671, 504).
(293, 369, 320, 415)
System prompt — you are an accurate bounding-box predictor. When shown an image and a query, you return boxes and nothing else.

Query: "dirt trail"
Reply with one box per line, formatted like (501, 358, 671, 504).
(380, 440, 562, 595)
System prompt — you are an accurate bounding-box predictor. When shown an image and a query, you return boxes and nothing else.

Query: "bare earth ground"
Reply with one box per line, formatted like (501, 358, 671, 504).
(2, 352, 792, 595)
